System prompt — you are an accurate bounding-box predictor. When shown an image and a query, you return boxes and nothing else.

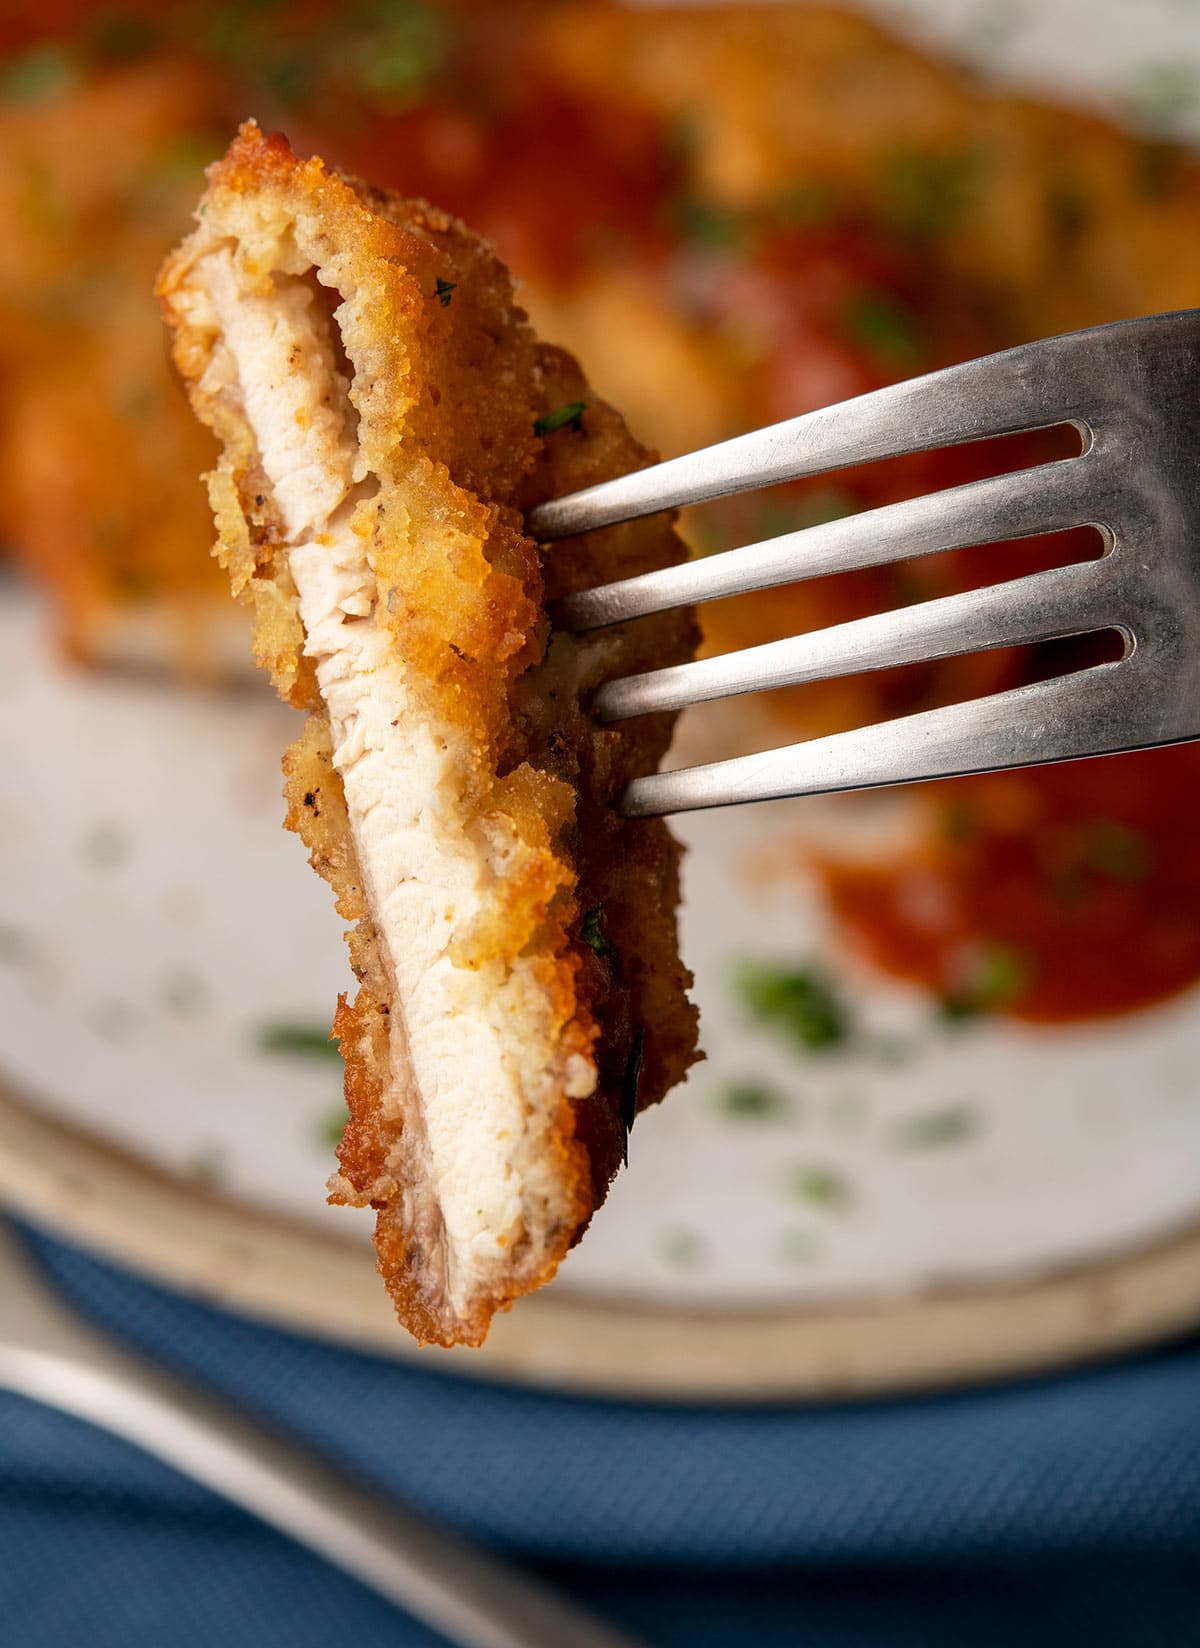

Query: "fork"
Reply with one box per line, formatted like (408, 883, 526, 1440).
(0, 1218, 640, 1648)
(528, 310, 1200, 818)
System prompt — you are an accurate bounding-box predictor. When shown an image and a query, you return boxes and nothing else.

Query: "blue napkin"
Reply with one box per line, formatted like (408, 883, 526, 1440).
(3, 1221, 1199, 1647)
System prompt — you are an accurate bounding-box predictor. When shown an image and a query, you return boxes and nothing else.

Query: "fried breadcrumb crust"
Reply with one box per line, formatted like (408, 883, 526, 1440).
(159, 122, 699, 1345)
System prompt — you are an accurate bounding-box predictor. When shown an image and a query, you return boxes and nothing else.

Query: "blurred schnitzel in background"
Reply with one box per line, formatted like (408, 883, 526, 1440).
(3, 0, 1199, 1032)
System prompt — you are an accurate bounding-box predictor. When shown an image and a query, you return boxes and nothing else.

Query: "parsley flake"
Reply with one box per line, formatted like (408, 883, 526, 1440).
(256, 1021, 342, 1061)
(736, 961, 850, 1052)
(939, 942, 1033, 1023)
(581, 905, 617, 960)
(847, 290, 927, 371)
(787, 1163, 852, 1212)
(534, 401, 586, 437)
(892, 1102, 979, 1152)
(434, 277, 456, 307)
(659, 1227, 706, 1268)
(879, 144, 986, 238)
(319, 1103, 349, 1149)
(714, 1080, 789, 1120)
(0, 44, 79, 104)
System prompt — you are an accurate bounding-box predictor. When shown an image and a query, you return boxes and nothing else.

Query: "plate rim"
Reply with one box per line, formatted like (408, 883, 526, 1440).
(4, 1077, 1199, 1402)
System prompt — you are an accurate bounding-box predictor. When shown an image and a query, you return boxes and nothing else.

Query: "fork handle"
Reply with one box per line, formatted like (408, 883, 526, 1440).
(0, 1334, 641, 1648)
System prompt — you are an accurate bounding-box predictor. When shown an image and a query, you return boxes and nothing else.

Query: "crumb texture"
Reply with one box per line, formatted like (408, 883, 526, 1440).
(158, 122, 699, 1345)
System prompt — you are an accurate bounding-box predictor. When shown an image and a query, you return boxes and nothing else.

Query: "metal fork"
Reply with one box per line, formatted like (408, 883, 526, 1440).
(0, 1218, 640, 1648)
(529, 310, 1200, 818)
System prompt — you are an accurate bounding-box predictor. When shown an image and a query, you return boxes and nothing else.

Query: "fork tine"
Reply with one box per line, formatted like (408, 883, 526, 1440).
(557, 451, 1097, 631)
(528, 320, 1122, 543)
(594, 559, 1121, 722)
(620, 663, 1140, 817)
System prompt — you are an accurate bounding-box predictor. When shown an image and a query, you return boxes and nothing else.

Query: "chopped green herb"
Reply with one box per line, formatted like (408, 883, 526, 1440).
(256, 1021, 342, 1061)
(939, 941, 1033, 1022)
(879, 144, 986, 238)
(534, 401, 586, 437)
(846, 290, 927, 371)
(892, 1101, 979, 1151)
(736, 961, 850, 1052)
(352, 2, 452, 103)
(620, 1027, 646, 1161)
(786, 1163, 852, 1211)
(1085, 819, 1153, 882)
(713, 1080, 790, 1120)
(0, 44, 79, 104)
(668, 194, 748, 253)
(319, 1104, 349, 1150)
(580, 905, 617, 960)
(659, 1227, 706, 1268)
(434, 277, 456, 307)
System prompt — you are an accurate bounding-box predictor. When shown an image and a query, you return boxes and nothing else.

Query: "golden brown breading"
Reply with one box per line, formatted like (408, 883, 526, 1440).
(159, 122, 699, 1346)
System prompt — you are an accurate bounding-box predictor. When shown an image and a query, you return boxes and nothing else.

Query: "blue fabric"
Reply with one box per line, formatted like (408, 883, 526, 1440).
(3, 1222, 1199, 1646)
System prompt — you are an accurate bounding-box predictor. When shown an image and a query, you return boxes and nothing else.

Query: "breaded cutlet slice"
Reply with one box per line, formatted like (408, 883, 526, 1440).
(158, 122, 700, 1347)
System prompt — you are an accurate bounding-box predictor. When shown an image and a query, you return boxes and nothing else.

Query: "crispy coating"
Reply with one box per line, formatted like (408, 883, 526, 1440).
(159, 123, 700, 1344)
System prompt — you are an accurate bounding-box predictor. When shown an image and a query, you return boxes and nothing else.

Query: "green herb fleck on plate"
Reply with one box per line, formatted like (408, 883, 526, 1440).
(534, 401, 586, 437)
(434, 277, 456, 307)
(668, 194, 748, 253)
(786, 1163, 852, 1212)
(736, 960, 850, 1051)
(939, 941, 1033, 1023)
(256, 1021, 341, 1061)
(319, 1104, 349, 1150)
(892, 1101, 979, 1152)
(713, 1080, 790, 1121)
(658, 1227, 706, 1268)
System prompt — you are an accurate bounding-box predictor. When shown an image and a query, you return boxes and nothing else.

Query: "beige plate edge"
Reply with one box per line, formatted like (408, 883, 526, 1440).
(4, 1079, 1199, 1402)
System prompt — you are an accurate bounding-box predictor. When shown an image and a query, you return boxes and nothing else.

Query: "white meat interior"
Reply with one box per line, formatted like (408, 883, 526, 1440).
(198, 248, 592, 1310)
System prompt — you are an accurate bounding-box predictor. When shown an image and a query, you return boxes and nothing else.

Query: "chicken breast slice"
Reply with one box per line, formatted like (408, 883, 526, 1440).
(159, 122, 700, 1346)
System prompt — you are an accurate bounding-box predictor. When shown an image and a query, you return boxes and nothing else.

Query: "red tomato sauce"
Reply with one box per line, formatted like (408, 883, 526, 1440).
(818, 747, 1200, 1022)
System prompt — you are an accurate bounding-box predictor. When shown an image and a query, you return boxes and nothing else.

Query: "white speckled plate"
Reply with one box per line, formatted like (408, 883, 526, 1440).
(4, 0, 1200, 1396)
